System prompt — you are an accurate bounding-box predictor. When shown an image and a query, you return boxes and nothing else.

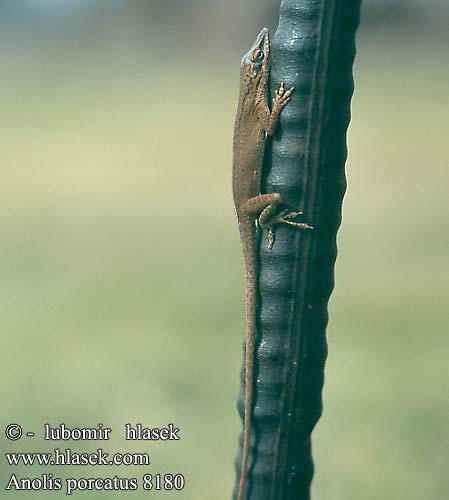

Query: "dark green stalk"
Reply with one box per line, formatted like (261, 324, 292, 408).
(234, 1, 361, 499)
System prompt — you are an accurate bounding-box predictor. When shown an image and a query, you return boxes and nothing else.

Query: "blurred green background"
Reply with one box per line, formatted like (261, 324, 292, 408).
(1, 1, 448, 498)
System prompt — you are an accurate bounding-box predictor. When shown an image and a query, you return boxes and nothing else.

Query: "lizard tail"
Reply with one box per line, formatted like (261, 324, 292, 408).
(237, 223, 258, 500)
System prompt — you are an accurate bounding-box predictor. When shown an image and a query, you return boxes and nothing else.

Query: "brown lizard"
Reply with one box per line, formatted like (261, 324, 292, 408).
(232, 28, 313, 500)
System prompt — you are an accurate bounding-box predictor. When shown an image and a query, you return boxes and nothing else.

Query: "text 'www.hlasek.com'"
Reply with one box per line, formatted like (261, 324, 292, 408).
(3, 422, 185, 495)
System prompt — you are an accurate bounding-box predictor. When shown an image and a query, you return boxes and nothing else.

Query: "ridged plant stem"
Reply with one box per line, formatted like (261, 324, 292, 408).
(234, 1, 361, 499)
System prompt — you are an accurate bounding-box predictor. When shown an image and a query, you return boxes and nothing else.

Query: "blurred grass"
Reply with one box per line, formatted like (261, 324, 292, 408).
(0, 35, 448, 499)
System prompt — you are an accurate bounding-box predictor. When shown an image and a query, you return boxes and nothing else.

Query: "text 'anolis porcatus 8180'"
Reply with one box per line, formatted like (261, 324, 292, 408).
(232, 28, 313, 500)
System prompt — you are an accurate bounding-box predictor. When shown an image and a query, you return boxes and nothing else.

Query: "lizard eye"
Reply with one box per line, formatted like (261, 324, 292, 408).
(251, 49, 264, 62)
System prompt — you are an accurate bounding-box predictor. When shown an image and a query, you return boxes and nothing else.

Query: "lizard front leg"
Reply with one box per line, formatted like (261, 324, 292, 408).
(240, 193, 313, 249)
(256, 82, 294, 136)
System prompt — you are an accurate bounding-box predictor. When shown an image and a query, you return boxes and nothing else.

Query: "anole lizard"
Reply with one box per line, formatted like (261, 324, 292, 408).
(232, 28, 313, 500)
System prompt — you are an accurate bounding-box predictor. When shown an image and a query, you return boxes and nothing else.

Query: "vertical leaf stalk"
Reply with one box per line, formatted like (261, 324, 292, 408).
(234, 1, 361, 499)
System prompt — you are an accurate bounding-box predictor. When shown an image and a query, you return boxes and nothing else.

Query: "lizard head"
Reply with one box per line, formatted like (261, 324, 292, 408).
(240, 27, 270, 82)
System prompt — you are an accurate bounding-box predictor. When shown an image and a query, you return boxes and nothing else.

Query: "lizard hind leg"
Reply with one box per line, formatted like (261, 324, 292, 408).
(240, 193, 282, 216)
(240, 193, 313, 250)
(240, 193, 283, 250)
(260, 207, 314, 250)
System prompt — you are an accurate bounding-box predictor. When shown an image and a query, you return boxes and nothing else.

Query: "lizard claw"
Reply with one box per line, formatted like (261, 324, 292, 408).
(283, 210, 303, 219)
(276, 82, 285, 98)
(268, 227, 275, 250)
(271, 209, 314, 230)
(266, 210, 313, 249)
(273, 83, 295, 110)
